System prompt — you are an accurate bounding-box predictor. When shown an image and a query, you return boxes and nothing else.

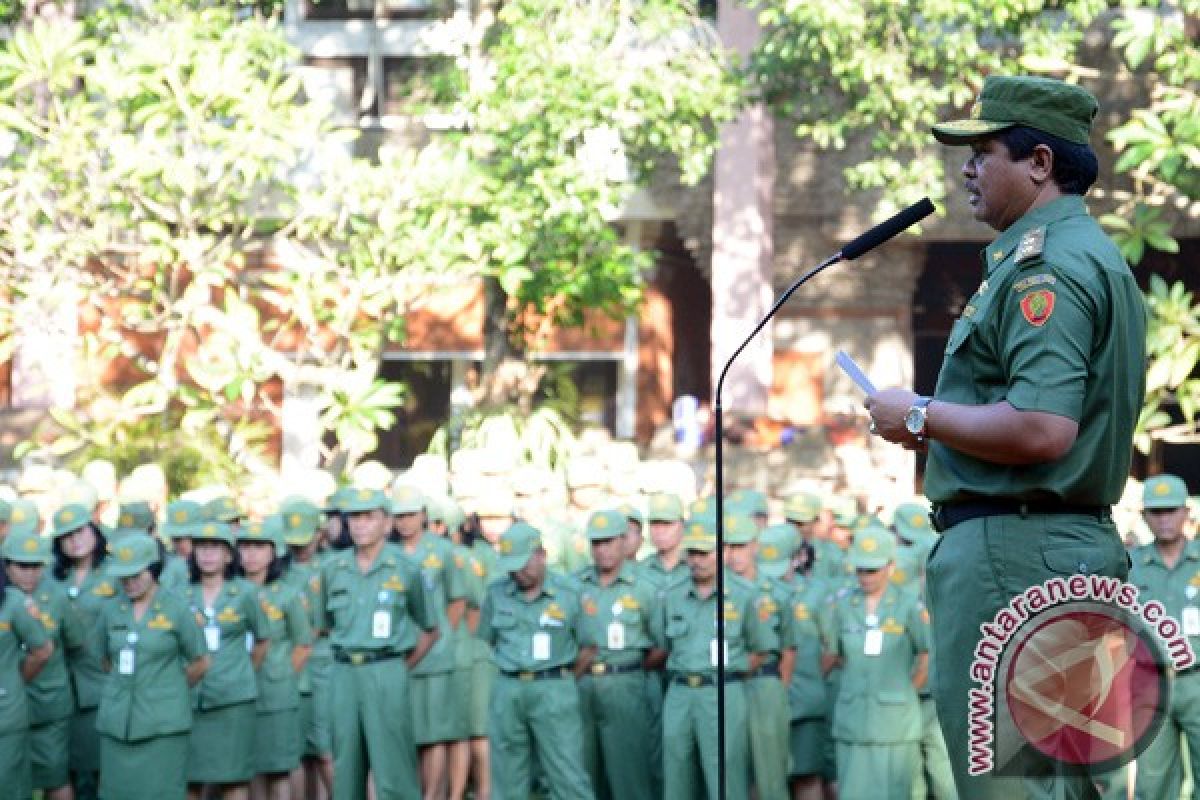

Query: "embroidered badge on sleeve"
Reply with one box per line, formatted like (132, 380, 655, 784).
(1019, 290, 1056, 326)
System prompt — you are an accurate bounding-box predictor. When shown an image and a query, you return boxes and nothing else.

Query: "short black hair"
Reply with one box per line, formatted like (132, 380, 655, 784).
(52, 523, 108, 581)
(995, 126, 1099, 195)
(147, 560, 165, 581)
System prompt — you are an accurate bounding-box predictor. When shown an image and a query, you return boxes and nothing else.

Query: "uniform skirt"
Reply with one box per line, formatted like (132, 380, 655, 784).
(186, 701, 257, 783)
(255, 707, 303, 775)
(69, 708, 101, 773)
(99, 732, 188, 800)
(0, 729, 32, 800)
(30, 717, 70, 788)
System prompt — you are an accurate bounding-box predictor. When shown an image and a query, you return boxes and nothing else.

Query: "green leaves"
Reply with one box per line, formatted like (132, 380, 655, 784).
(1136, 275, 1200, 453)
(1099, 205, 1179, 266)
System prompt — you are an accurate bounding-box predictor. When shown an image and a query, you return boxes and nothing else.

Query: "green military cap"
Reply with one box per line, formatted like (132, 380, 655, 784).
(192, 521, 236, 547)
(434, 495, 466, 534)
(1144, 474, 1189, 510)
(280, 497, 322, 545)
(335, 487, 390, 514)
(680, 516, 717, 553)
(113, 501, 155, 538)
(892, 502, 935, 545)
(617, 501, 644, 529)
(783, 492, 821, 523)
(0, 497, 10, 524)
(586, 509, 627, 541)
(757, 524, 797, 578)
(105, 532, 161, 578)
(728, 489, 768, 517)
(390, 483, 425, 515)
(237, 515, 286, 552)
(826, 495, 860, 529)
(8, 499, 40, 536)
(890, 545, 925, 589)
(647, 492, 684, 522)
(63, 479, 99, 512)
(932, 75, 1098, 146)
(688, 495, 713, 516)
(50, 503, 91, 539)
(204, 495, 242, 523)
(723, 513, 759, 545)
(848, 525, 897, 570)
(496, 522, 542, 573)
(162, 500, 206, 539)
(1, 529, 52, 564)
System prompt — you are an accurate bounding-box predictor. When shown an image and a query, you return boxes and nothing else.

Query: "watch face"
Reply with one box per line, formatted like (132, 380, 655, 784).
(904, 408, 924, 435)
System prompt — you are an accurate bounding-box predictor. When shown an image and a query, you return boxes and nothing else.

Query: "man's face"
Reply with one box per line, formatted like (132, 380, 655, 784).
(856, 564, 891, 594)
(686, 548, 717, 582)
(622, 524, 642, 560)
(962, 137, 1037, 232)
(649, 520, 683, 554)
(723, 541, 757, 577)
(347, 509, 388, 549)
(1145, 507, 1189, 545)
(511, 548, 546, 590)
(590, 536, 624, 572)
(392, 510, 423, 540)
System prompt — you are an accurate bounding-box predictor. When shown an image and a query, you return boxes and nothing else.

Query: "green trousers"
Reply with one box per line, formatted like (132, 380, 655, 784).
(488, 672, 594, 800)
(912, 696, 957, 800)
(579, 670, 657, 800)
(330, 657, 420, 800)
(837, 740, 919, 800)
(1135, 670, 1200, 799)
(746, 674, 790, 800)
(662, 681, 749, 800)
(925, 513, 1127, 800)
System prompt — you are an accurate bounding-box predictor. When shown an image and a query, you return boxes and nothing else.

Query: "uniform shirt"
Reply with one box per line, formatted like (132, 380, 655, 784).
(575, 562, 660, 667)
(653, 572, 777, 675)
(451, 543, 484, 673)
(478, 570, 585, 673)
(638, 553, 690, 589)
(95, 587, 207, 742)
(541, 516, 592, 575)
(317, 543, 434, 653)
(1130, 541, 1200, 654)
(159, 554, 190, 597)
(821, 584, 929, 744)
(184, 578, 269, 710)
(59, 567, 119, 711)
(0, 587, 49, 736)
(925, 195, 1146, 505)
(469, 540, 497, 665)
(786, 576, 829, 721)
(283, 558, 328, 695)
(253, 580, 313, 713)
(401, 531, 467, 676)
(24, 577, 87, 725)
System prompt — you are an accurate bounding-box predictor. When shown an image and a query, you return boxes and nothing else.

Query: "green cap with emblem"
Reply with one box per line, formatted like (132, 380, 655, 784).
(204, 495, 242, 523)
(758, 524, 798, 578)
(680, 515, 717, 552)
(105, 532, 161, 578)
(50, 503, 91, 539)
(191, 521, 236, 547)
(162, 500, 206, 539)
(826, 495, 860, 529)
(728, 489, 768, 517)
(932, 75, 1098, 146)
(113, 501, 155, 538)
(390, 483, 425, 515)
(237, 514, 286, 552)
(892, 502, 936, 545)
(335, 487, 390, 514)
(723, 513, 759, 545)
(1, 529, 52, 564)
(586, 509, 627, 541)
(848, 525, 897, 570)
(1143, 474, 1189, 510)
(617, 501, 644, 529)
(783, 492, 821, 523)
(495, 521, 542, 573)
(7, 499, 40, 536)
(647, 492, 684, 522)
(280, 496, 322, 545)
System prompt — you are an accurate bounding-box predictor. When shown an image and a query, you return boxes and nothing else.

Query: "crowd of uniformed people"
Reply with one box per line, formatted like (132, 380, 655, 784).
(0, 451, 1195, 800)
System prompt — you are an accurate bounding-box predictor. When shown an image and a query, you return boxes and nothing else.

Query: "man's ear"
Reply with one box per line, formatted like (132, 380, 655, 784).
(1028, 143, 1055, 185)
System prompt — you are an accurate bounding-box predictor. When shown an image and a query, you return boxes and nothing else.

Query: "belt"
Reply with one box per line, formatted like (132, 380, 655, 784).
(501, 666, 573, 682)
(749, 662, 780, 679)
(931, 500, 1110, 533)
(587, 662, 643, 677)
(333, 648, 405, 666)
(670, 672, 745, 688)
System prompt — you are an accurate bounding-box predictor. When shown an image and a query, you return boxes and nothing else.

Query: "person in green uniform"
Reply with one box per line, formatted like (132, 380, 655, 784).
(391, 484, 467, 800)
(724, 513, 794, 800)
(0, 497, 11, 547)
(51, 499, 115, 800)
(97, 532, 210, 800)
(729, 489, 769, 530)
(184, 521, 270, 800)
(821, 526, 929, 800)
(317, 487, 437, 800)
(6, 517, 87, 800)
(161, 500, 206, 596)
(205, 496, 244, 530)
(0, 541, 54, 800)
(641, 493, 690, 587)
(575, 509, 665, 800)
(866, 75, 1144, 798)
(618, 501, 646, 562)
(238, 516, 313, 800)
(478, 521, 596, 800)
(653, 515, 777, 800)
(111, 501, 156, 540)
(1128, 474, 1199, 799)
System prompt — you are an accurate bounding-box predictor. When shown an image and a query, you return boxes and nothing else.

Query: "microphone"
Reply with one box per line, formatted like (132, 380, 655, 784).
(839, 197, 936, 261)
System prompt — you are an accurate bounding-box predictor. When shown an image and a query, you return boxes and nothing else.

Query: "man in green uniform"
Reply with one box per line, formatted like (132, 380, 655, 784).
(640, 493, 690, 587)
(653, 516, 777, 800)
(478, 522, 596, 800)
(866, 75, 1146, 797)
(1129, 474, 1199, 798)
(575, 509, 664, 800)
(317, 487, 437, 800)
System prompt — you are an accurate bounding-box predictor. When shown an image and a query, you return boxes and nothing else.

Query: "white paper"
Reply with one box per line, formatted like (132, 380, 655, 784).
(118, 648, 135, 675)
(372, 610, 392, 639)
(1185, 607, 1200, 637)
(204, 625, 221, 653)
(607, 622, 625, 651)
(710, 638, 729, 667)
(532, 631, 551, 661)
(864, 629, 883, 656)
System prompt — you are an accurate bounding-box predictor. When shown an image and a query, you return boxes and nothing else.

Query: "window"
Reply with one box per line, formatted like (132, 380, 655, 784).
(302, 0, 448, 21)
(382, 56, 461, 117)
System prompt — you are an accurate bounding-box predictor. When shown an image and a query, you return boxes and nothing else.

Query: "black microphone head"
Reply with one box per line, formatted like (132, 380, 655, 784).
(840, 197, 936, 261)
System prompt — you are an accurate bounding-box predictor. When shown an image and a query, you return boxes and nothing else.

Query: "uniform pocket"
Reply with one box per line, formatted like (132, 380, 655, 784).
(664, 617, 689, 641)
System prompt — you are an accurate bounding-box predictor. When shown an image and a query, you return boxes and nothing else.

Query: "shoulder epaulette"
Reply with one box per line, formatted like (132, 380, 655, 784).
(1014, 226, 1045, 266)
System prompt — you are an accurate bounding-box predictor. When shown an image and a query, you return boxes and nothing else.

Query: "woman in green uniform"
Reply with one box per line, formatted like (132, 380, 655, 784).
(184, 522, 270, 800)
(161, 500, 206, 596)
(52, 502, 115, 800)
(0, 531, 54, 800)
(237, 517, 312, 800)
(6, 516, 86, 800)
(96, 532, 209, 800)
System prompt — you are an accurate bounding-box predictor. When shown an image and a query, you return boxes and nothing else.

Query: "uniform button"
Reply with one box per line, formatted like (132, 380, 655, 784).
(1078, 562, 1088, 574)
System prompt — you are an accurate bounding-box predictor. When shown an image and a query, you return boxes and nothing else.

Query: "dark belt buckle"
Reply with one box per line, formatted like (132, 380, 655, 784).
(519, 671, 536, 682)
(591, 663, 607, 676)
(350, 652, 366, 666)
(686, 674, 703, 688)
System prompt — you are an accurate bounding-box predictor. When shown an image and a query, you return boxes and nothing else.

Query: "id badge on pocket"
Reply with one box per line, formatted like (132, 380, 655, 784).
(607, 622, 625, 651)
(532, 631, 551, 661)
(204, 624, 221, 652)
(372, 610, 392, 639)
(710, 638, 728, 667)
(118, 647, 135, 675)
(863, 629, 883, 657)
(245, 632, 255, 652)
(1185, 607, 1200, 637)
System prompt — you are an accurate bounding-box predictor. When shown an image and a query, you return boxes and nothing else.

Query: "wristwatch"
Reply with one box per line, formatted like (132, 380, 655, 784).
(904, 396, 933, 438)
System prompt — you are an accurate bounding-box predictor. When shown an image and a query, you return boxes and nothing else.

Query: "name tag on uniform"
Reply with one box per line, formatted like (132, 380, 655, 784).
(863, 629, 883, 657)
(118, 647, 135, 675)
(245, 632, 255, 652)
(372, 610, 392, 639)
(607, 622, 625, 651)
(204, 624, 221, 653)
(710, 638, 728, 667)
(1185, 607, 1200, 637)
(532, 631, 551, 661)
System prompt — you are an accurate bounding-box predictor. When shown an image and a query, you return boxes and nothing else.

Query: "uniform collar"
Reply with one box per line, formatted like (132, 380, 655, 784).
(580, 561, 636, 586)
(982, 195, 1088, 275)
(1141, 541, 1200, 568)
(503, 575, 557, 601)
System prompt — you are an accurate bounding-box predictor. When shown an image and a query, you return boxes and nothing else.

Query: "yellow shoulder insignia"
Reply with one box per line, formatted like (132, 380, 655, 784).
(882, 618, 905, 635)
(93, 582, 116, 597)
(544, 602, 566, 621)
(217, 607, 241, 623)
(619, 595, 641, 611)
(382, 576, 406, 592)
(422, 554, 443, 570)
(794, 603, 810, 621)
(0, 621, 9, 632)
(147, 613, 174, 630)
